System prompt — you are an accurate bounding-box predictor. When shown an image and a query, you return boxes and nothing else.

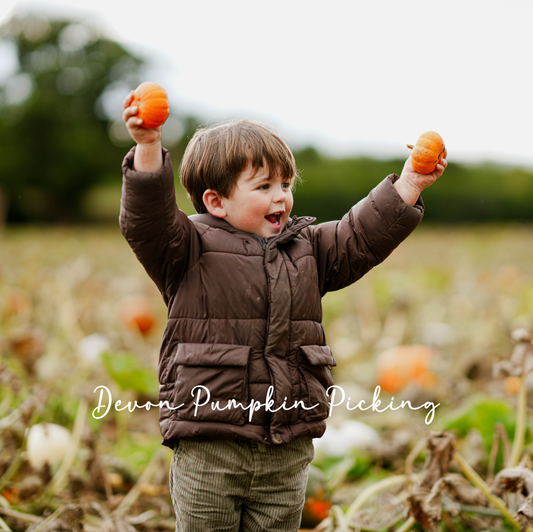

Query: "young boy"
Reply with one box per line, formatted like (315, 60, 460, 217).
(121, 93, 447, 532)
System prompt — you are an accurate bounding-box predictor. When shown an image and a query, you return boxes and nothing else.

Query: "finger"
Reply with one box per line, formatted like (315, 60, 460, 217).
(123, 105, 140, 121)
(403, 156, 414, 172)
(434, 161, 446, 176)
(126, 116, 143, 128)
(123, 91, 134, 110)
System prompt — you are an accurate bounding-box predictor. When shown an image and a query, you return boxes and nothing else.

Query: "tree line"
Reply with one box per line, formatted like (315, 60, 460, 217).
(1, 14, 532, 225)
(291, 148, 533, 224)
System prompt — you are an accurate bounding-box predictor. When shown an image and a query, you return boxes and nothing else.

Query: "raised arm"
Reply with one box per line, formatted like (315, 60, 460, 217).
(120, 93, 199, 303)
(123, 90, 164, 173)
(311, 173, 425, 295)
(311, 149, 447, 294)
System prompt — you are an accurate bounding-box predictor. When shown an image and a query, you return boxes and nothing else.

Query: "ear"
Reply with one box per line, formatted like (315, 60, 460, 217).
(202, 189, 227, 218)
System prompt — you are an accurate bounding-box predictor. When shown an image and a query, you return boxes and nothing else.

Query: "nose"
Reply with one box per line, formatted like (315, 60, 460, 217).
(272, 184, 286, 203)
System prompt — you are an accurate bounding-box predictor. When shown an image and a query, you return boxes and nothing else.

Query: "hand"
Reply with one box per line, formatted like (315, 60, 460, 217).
(123, 91, 162, 146)
(123, 91, 163, 173)
(394, 150, 448, 206)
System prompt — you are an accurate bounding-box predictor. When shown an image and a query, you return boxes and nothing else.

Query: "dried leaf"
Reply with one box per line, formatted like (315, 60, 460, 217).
(438, 474, 486, 507)
(491, 466, 533, 498)
(420, 432, 455, 489)
(409, 486, 440, 532)
(408, 433, 455, 531)
(517, 492, 533, 532)
(409, 474, 486, 531)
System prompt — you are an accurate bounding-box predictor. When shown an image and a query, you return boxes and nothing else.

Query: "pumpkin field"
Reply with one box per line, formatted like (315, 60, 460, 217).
(2, 222, 533, 532)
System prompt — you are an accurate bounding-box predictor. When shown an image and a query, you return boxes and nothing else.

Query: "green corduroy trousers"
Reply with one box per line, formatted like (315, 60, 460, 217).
(169, 437, 315, 532)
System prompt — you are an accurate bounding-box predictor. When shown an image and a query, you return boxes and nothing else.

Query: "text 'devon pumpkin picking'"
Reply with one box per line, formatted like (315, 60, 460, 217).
(131, 82, 170, 129)
(407, 131, 445, 174)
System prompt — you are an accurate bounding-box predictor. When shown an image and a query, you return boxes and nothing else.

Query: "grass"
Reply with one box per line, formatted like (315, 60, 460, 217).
(2, 222, 533, 531)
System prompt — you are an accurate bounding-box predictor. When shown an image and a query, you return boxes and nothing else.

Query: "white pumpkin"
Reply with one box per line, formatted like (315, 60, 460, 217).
(26, 423, 71, 470)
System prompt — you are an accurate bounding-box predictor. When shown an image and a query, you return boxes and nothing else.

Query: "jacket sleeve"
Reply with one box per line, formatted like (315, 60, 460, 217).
(310, 174, 424, 295)
(119, 147, 199, 304)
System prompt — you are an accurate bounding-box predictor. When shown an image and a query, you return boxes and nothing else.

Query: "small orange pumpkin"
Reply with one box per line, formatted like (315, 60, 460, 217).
(301, 465, 331, 528)
(119, 295, 157, 336)
(131, 81, 170, 129)
(377, 345, 437, 393)
(407, 131, 445, 174)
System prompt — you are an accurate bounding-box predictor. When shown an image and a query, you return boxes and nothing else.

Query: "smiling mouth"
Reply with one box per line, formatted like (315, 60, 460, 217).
(265, 213, 282, 225)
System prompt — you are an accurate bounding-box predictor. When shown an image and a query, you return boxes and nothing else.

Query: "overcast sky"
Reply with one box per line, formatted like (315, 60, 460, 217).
(1, 0, 532, 167)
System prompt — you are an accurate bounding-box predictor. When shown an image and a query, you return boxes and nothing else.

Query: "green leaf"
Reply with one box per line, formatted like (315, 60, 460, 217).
(101, 351, 159, 398)
(443, 395, 516, 449)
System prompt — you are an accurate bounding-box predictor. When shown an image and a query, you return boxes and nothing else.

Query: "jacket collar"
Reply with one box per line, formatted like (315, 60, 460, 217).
(189, 213, 316, 244)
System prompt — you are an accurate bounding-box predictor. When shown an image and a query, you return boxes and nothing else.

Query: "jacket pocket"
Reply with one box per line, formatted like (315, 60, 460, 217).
(298, 345, 336, 422)
(170, 343, 250, 424)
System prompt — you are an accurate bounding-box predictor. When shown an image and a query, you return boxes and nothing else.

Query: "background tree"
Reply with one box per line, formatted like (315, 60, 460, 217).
(1, 13, 532, 225)
(0, 13, 146, 223)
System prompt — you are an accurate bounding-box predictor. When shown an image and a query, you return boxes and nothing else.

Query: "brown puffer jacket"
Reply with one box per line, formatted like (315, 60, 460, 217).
(120, 148, 424, 448)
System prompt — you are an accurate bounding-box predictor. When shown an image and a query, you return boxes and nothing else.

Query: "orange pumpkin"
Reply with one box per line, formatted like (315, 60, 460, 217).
(300, 465, 331, 528)
(377, 345, 437, 393)
(407, 131, 445, 174)
(119, 295, 157, 336)
(131, 82, 170, 129)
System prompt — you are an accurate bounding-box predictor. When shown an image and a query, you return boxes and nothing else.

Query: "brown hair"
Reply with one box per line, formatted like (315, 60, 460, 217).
(180, 119, 299, 213)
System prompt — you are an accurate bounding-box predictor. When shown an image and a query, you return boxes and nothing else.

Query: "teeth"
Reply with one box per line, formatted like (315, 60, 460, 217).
(265, 213, 281, 225)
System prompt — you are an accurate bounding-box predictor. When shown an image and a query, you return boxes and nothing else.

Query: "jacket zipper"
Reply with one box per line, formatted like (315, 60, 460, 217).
(252, 216, 315, 251)
(253, 235, 269, 250)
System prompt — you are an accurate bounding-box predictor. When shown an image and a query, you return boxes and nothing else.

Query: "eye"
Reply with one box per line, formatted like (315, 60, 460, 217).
(282, 181, 291, 189)
(258, 184, 270, 190)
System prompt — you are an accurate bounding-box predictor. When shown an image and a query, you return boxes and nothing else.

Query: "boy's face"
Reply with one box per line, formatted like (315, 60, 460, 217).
(221, 162, 294, 239)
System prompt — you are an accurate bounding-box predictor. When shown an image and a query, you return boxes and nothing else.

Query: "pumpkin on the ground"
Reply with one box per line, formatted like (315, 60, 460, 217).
(377, 344, 437, 393)
(119, 295, 157, 336)
(300, 464, 331, 529)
